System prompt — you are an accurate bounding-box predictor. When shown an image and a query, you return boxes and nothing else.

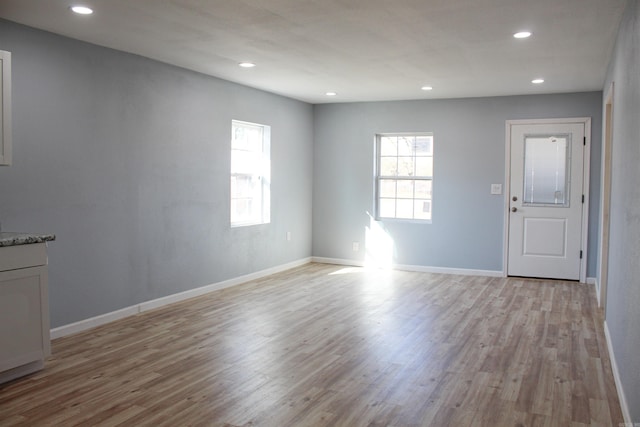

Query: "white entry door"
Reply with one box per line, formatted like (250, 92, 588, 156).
(507, 120, 588, 281)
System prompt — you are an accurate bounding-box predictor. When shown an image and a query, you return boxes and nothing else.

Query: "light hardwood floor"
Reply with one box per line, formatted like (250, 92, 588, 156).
(0, 263, 624, 426)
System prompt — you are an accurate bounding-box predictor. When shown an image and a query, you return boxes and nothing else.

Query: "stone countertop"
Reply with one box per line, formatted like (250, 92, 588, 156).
(0, 232, 56, 247)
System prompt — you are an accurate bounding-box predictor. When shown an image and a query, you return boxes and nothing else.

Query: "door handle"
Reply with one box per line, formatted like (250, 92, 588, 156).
(511, 207, 518, 212)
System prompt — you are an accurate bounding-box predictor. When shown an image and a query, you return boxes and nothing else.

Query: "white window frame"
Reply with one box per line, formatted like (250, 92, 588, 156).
(230, 120, 271, 227)
(375, 133, 433, 222)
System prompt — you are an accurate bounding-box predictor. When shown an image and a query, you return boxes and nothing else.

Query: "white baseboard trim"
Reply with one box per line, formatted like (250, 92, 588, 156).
(311, 257, 503, 277)
(588, 277, 601, 306)
(604, 320, 632, 424)
(394, 264, 503, 277)
(138, 257, 311, 312)
(50, 305, 139, 339)
(311, 257, 365, 267)
(51, 257, 312, 339)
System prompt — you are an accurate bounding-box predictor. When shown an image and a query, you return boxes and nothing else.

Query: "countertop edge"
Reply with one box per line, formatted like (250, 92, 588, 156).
(0, 232, 56, 247)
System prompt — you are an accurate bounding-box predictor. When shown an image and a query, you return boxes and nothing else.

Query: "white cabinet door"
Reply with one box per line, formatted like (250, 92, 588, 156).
(0, 50, 11, 166)
(0, 266, 50, 372)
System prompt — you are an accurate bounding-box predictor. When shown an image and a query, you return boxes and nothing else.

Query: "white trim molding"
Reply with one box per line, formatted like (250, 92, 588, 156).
(51, 257, 312, 339)
(311, 257, 503, 277)
(598, 82, 615, 313)
(311, 257, 365, 267)
(604, 320, 633, 424)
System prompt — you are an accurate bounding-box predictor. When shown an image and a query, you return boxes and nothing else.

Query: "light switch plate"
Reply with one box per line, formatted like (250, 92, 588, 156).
(491, 184, 502, 195)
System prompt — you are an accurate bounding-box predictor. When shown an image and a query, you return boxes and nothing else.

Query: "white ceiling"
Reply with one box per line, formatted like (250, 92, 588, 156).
(0, 0, 627, 104)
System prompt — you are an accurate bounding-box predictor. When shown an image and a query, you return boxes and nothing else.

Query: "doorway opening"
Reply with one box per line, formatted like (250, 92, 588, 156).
(504, 118, 591, 282)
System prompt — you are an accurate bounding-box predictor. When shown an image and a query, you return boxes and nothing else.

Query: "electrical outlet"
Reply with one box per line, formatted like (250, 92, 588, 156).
(352, 242, 360, 252)
(286, 231, 292, 241)
(491, 184, 502, 195)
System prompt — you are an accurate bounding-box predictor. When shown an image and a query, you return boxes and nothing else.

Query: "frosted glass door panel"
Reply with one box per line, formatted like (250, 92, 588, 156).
(523, 135, 570, 206)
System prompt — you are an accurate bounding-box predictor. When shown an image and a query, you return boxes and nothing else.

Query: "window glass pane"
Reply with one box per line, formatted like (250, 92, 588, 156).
(396, 199, 414, 219)
(414, 200, 431, 220)
(398, 136, 414, 156)
(396, 180, 414, 198)
(379, 198, 396, 217)
(523, 135, 569, 206)
(379, 179, 396, 198)
(232, 127, 247, 151)
(231, 150, 261, 175)
(231, 175, 253, 198)
(415, 157, 433, 177)
(232, 123, 263, 151)
(247, 127, 263, 152)
(231, 199, 253, 222)
(380, 157, 398, 176)
(380, 137, 397, 156)
(415, 136, 433, 156)
(397, 157, 415, 176)
(231, 176, 262, 217)
(415, 180, 432, 199)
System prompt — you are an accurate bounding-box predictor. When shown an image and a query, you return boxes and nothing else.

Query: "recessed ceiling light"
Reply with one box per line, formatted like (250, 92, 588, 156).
(238, 62, 256, 68)
(326, 92, 337, 96)
(70, 5, 93, 15)
(531, 78, 545, 84)
(421, 86, 433, 91)
(513, 31, 532, 39)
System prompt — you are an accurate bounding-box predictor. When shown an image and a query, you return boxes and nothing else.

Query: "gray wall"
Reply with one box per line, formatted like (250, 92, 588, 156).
(313, 93, 602, 274)
(602, 0, 640, 421)
(0, 20, 314, 328)
(0, 18, 609, 334)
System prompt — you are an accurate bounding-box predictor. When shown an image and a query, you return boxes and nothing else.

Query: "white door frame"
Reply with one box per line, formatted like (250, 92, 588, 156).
(598, 84, 614, 311)
(503, 117, 591, 283)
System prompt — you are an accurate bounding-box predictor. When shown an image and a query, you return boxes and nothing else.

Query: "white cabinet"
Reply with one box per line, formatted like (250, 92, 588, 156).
(0, 50, 11, 166)
(0, 243, 50, 383)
